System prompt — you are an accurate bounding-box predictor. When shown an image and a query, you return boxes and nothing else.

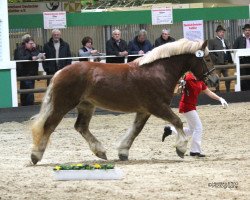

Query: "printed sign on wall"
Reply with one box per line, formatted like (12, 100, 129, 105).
(151, 7, 173, 25)
(183, 20, 204, 41)
(8, 2, 62, 15)
(43, 11, 67, 29)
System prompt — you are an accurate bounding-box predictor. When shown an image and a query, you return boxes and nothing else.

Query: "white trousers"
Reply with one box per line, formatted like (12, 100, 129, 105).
(171, 110, 203, 153)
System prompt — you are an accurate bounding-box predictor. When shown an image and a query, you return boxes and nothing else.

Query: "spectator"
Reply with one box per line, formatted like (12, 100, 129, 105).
(233, 24, 250, 91)
(14, 38, 43, 106)
(106, 29, 128, 63)
(154, 29, 175, 47)
(14, 34, 31, 77)
(128, 29, 153, 62)
(79, 36, 99, 61)
(43, 29, 71, 84)
(208, 25, 233, 93)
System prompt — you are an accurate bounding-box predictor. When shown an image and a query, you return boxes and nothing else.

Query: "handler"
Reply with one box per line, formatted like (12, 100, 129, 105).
(162, 72, 228, 157)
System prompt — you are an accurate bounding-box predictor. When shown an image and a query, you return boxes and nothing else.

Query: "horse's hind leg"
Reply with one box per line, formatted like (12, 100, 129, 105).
(31, 110, 67, 164)
(151, 105, 188, 158)
(117, 112, 150, 161)
(74, 102, 107, 160)
(31, 82, 79, 164)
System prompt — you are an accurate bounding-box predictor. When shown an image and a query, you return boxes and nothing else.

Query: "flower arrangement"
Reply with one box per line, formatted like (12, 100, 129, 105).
(53, 163, 123, 180)
(53, 163, 115, 171)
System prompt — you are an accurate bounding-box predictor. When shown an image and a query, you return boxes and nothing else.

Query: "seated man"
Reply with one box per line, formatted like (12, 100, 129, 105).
(154, 29, 175, 47)
(127, 29, 153, 62)
(106, 29, 128, 63)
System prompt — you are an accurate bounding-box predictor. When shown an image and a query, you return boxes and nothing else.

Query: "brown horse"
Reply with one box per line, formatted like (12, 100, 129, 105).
(31, 39, 215, 164)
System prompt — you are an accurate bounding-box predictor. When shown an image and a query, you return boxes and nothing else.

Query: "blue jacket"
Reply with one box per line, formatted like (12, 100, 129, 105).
(128, 36, 153, 55)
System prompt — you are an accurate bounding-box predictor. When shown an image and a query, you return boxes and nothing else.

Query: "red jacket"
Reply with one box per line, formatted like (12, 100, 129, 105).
(179, 73, 207, 113)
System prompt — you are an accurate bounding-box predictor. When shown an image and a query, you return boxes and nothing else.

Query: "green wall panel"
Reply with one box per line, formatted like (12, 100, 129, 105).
(0, 70, 12, 108)
(173, 6, 249, 22)
(67, 10, 152, 26)
(8, 6, 250, 29)
(9, 14, 43, 29)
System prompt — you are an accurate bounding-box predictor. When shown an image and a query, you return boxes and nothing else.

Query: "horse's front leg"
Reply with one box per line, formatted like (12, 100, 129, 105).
(74, 102, 107, 160)
(151, 104, 188, 158)
(117, 112, 150, 161)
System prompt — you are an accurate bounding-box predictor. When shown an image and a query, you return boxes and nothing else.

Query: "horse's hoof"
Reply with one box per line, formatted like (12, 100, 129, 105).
(96, 152, 107, 160)
(119, 154, 128, 161)
(176, 148, 184, 159)
(31, 154, 39, 165)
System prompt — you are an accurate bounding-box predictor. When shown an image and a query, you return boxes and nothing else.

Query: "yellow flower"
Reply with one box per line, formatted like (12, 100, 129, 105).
(94, 163, 101, 169)
(54, 166, 61, 170)
(76, 164, 83, 167)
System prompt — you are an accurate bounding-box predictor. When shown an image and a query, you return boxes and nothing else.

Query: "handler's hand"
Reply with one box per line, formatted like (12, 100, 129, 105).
(219, 97, 228, 108)
(178, 80, 186, 88)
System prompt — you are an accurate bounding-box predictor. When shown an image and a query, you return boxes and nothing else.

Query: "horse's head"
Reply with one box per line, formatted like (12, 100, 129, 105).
(190, 40, 219, 87)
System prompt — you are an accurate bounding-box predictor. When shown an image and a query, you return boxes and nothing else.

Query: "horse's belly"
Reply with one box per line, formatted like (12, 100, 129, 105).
(87, 96, 142, 113)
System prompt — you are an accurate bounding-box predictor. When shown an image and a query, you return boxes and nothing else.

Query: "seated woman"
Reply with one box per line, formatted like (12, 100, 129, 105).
(78, 36, 99, 61)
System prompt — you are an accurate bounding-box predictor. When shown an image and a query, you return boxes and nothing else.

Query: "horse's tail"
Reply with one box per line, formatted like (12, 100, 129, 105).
(31, 82, 54, 146)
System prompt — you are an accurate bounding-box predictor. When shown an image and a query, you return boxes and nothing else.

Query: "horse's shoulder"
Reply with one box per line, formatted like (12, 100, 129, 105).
(127, 62, 139, 68)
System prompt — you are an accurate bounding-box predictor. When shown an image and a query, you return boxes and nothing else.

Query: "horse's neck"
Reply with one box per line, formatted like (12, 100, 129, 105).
(163, 55, 189, 81)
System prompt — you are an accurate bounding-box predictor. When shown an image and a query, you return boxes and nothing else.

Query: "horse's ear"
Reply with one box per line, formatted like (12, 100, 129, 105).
(201, 40, 208, 50)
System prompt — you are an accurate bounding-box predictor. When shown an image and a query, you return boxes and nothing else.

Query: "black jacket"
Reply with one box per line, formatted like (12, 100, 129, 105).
(14, 44, 40, 77)
(233, 35, 250, 64)
(154, 36, 175, 47)
(233, 35, 247, 49)
(43, 38, 71, 74)
(106, 38, 128, 63)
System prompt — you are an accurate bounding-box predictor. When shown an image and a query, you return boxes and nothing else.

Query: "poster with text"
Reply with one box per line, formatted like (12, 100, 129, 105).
(43, 11, 67, 29)
(151, 7, 173, 25)
(183, 20, 204, 41)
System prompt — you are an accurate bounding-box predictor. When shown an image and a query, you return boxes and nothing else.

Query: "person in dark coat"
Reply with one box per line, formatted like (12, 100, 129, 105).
(208, 25, 233, 92)
(154, 29, 175, 47)
(14, 34, 32, 77)
(128, 29, 153, 62)
(233, 24, 250, 91)
(43, 29, 71, 84)
(14, 38, 41, 106)
(106, 29, 128, 63)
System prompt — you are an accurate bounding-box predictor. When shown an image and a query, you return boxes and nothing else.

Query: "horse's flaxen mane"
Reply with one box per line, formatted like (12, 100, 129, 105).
(137, 38, 209, 66)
